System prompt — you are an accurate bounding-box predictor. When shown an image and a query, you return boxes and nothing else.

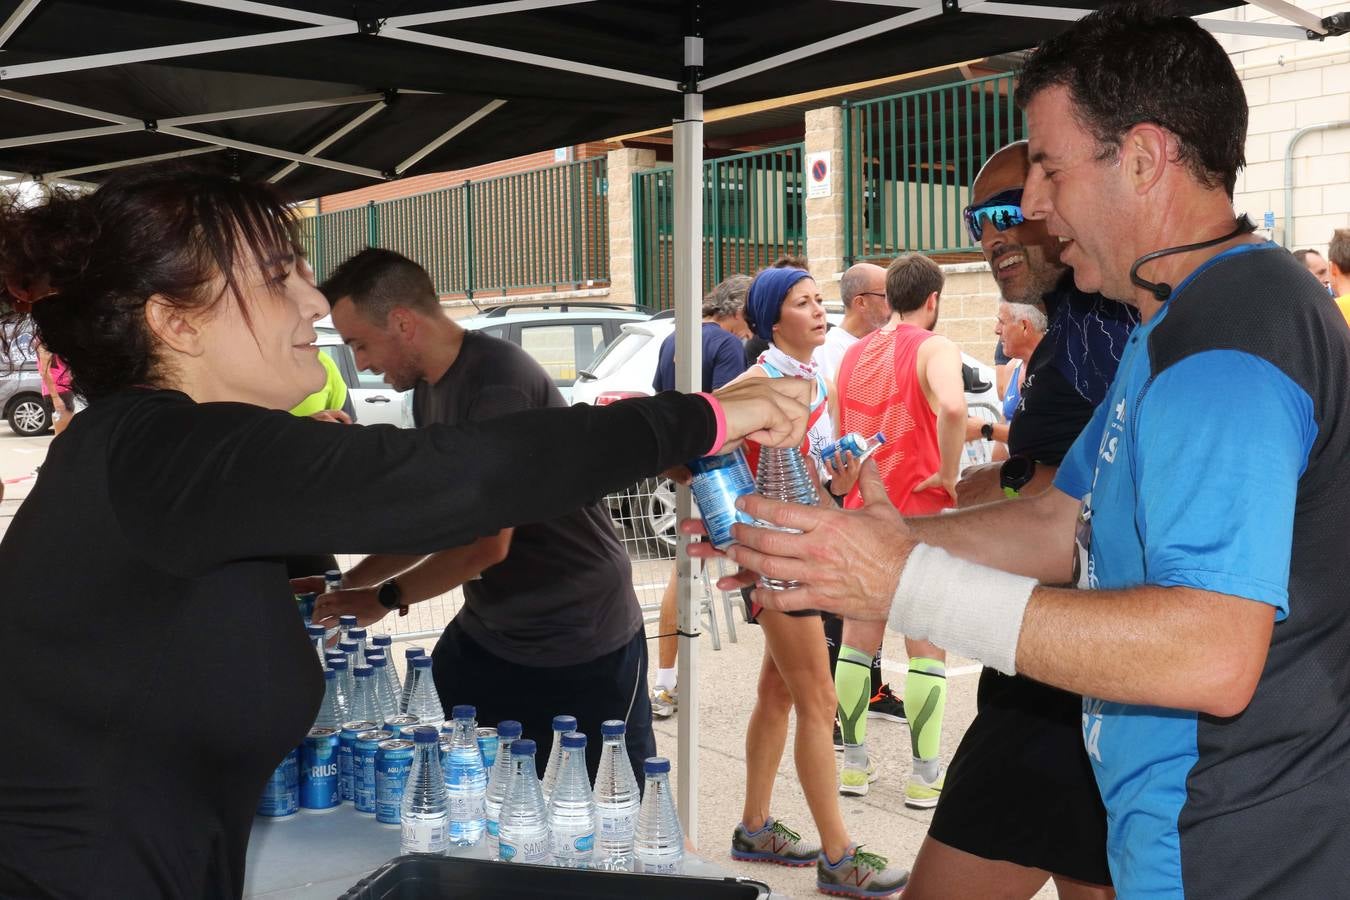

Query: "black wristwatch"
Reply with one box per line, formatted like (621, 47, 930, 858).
(1000, 456, 1036, 498)
(980, 422, 995, 441)
(377, 579, 408, 616)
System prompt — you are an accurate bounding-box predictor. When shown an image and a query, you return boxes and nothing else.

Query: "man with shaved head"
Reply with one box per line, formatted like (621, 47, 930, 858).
(814, 262, 890, 377)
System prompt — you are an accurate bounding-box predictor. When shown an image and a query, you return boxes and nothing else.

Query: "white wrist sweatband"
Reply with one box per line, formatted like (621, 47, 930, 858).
(888, 543, 1036, 676)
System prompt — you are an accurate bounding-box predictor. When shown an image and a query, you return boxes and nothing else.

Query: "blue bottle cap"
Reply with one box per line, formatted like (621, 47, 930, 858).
(452, 704, 476, 720)
(644, 757, 671, 775)
(349, 628, 367, 639)
(511, 739, 537, 757)
(338, 641, 358, 652)
(306, 624, 326, 637)
(326, 657, 347, 671)
(498, 720, 523, 739)
(411, 726, 439, 744)
(338, 615, 357, 625)
(412, 656, 432, 668)
(405, 647, 426, 659)
(367, 654, 386, 666)
(372, 634, 392, 646)
(561, 731, 586, 749)
(323, 668, 336, 680)
(601, 719, 626, 737)
(354, 666, 372, 678)
(873, 432, 886, 444)
(552, 715, 577, 732)
(326, 569, 342, 579)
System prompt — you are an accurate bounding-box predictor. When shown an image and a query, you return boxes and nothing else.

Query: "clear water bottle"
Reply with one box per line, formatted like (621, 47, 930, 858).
(306, 623, 327, 665)
(484, 720, 523, 859)
(404, 656, 444, 729)
(314, 668, 344, 730)
(819, 431, 887, 467)
(399, 647, 426, 713)
(339, 640, 360, 676)
(372, 634, 399, 692)
(347, 628, 369, 666)
(593, 719, 641, 871)
(366, 653, 400, 723)
(498, 739, 551, 865)
(540, 714, 577, 805)
(325, 569, 344, 592)
(445, 705, 488, 847)
(337, 613, 357, 645)
(323, 655, 351, 723)
(349, 665, 382, 725)
(633, 757, 683, 875)
(754, 445, 819, 591)
(400, 727, 449, 855)
(548, 732, 596, 869)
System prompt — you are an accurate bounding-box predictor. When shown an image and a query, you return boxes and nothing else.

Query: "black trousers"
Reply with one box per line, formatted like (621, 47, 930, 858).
(431, 619, 656, 783)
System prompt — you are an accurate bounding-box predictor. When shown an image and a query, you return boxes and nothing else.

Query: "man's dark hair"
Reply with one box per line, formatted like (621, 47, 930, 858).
(321, 247, 441, 322)
(1329, 229, 1350, 273)
(1014, 2, 1247, 196)
(771, 254, 809, 270)
(1293, 249, 1323, 266)
(886, 253, 944, 314)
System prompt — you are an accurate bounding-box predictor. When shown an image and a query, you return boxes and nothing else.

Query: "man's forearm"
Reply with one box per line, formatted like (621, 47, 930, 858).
(397, 533, 509, 604)
(344, 553, 431, 589)
(937, 406, 967, 484)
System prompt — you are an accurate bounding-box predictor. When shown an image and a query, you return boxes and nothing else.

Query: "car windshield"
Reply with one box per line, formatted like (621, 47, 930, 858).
(583, 328, 655, 380)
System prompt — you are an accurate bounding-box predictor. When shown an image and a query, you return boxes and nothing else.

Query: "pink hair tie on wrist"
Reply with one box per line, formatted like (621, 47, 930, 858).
(695, 392, 728, 456)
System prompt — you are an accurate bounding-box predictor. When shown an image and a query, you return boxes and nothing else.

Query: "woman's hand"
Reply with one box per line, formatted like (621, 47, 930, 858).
(712, 376, 810, 452)
(823, 447, 862, 499)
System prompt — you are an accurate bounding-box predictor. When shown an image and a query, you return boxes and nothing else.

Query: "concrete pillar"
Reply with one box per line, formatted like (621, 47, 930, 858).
(606, 147, 658, 306)
(803, 106, 846, 303)
(935, 262, 999, 365)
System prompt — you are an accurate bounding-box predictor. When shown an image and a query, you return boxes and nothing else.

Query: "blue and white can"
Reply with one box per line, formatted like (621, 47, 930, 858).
(384, 714, 420, 738)
(256, 746, 299, 819)
(375, 738, 415, 826)
(353, 729, 392, 815)
(338, 720, 377, 803)
(299, 727, 340, 813)
(688, 448, 757, 550)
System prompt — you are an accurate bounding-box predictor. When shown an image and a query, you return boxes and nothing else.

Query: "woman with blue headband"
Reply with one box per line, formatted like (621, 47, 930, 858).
(727, 266, 908, 898)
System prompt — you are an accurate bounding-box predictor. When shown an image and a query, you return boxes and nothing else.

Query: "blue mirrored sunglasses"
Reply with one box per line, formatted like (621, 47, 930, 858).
(963, 188, 1025, 243)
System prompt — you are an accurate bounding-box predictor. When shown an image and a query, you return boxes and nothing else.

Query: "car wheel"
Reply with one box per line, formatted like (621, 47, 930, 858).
(638, 476, 678, 558)
(7, 394, 50, 436)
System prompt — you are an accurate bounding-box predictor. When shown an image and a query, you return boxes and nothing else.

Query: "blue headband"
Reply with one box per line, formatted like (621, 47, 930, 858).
(746, 267, 811, 342)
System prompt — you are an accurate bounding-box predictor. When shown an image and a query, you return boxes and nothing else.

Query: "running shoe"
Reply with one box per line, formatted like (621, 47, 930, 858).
(839, 757, 878, 797)
(866, 683, 906, 722)
(731, 818, 821, 867)
(905, 766, 945, 809)
(651, 687, 677, 719)
(817, 845, 908, 897)
(832, 720, 844, 752)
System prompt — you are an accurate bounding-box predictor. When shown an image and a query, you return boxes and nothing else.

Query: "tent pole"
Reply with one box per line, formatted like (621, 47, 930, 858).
(673, 30, 704, 842)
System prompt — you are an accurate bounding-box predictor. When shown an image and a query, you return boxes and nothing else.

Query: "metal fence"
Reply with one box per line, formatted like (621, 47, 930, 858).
(843, 72, 1025, 262)
(633, 144, 805, 310)
(297, 157, 610, 299)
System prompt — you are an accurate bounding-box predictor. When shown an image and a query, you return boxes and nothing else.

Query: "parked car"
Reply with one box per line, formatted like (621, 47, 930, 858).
(2, 326, 49, 436)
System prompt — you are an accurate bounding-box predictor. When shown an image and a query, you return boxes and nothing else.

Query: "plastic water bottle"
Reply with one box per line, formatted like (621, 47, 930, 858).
(540, 714, 577, 804)
(347, 628, 368, 666)
(548, 732, 596, 868)
(404, 656, 444, 729)
(307, 623, 327, 665)
(444, 705, 488, 846)
(337, 614, 357, 645)
(339, 640, 360, 677)
(633, 757, 683, 875)
(484, 720, 523, 859)
(349, 666, 382, 725)
(593, 719, 641, 871)
(498, 739, 550, 865)
(323, 656, 351, 723)
(400, 727, 449, 855)
(819, 431, 887, 467)
(314, 668, 344, 730)
(372, 634, 399, 693)
(754, 445, 819, 591)
(366, 653, 399, 722)
(400, 647, 426, 713)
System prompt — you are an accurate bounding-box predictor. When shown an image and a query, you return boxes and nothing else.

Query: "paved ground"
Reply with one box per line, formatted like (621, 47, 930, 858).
(1, 430, 1059, 898)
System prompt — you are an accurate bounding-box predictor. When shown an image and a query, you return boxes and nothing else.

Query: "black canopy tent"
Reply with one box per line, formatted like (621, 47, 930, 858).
(1, 0, 1335, 832)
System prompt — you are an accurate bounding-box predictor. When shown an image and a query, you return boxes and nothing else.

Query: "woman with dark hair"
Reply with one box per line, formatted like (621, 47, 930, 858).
(0, 169, 807, 899)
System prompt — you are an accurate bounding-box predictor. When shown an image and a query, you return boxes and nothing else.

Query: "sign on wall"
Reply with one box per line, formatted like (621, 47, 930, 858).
(806, 150, 831, 199)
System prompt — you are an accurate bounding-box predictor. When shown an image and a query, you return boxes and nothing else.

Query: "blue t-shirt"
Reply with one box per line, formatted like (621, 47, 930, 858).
(652, 322, 747, 393)
(1052, 243, 1346, 897)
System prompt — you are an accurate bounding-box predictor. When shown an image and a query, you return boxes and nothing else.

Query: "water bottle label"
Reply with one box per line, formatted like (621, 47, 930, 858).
(637, 858, 680, 875)
(486, 820, 499, 837)
(689, 451, 756, 550)
(499, 842, 517, 861)
(449, 796, 485, 818)
(519, 836, 550, 863)
(402, 818, 448, 853)
(599, 812, 634, 840)
(574, 833, 595, 852)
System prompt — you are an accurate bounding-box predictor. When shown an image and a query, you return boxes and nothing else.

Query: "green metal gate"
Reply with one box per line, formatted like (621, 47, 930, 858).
(633, 144, 805, 311)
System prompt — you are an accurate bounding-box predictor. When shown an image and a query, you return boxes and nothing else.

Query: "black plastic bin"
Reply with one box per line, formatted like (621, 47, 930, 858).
(341, 855, 773, 899)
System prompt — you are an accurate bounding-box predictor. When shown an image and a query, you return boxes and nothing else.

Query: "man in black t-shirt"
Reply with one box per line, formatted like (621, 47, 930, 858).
(316, 248, 654, 780)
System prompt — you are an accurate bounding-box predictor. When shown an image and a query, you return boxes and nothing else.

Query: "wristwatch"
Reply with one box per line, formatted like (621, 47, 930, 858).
(377, 579, 409, 617)
(980, 422, 995, 441)
(1000, 456, 1036, 498)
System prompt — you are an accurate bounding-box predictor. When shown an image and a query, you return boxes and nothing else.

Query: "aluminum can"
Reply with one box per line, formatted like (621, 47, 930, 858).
(375, 738, 415, 825)
(256, 746, 299, 819)
(353, 729, 392, 815)
(338, 720, 377, 802)
(299, 727, 340, 813)
(384, 714, 420, 738)
(688, 448, 757, 550)
(477, 727, 498, 768)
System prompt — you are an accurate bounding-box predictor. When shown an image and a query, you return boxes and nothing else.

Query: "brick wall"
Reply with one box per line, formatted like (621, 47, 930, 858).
(934, 263, 999, 365)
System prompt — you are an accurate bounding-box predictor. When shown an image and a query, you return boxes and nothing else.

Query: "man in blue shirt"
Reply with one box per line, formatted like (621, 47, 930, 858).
(721, 7, 1350, 898)
(652, 274, 751, 394)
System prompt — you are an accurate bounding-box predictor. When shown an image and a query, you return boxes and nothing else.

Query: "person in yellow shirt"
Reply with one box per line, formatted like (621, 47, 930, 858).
(290, 349, 354, 422)
(1328, 229, 1350, 325)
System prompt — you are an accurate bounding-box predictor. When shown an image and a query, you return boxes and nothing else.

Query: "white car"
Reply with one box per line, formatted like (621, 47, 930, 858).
(314, 323, 413, 428)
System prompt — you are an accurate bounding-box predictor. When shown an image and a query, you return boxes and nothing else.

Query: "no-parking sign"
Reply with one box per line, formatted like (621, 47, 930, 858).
(806, 150, 831, 199)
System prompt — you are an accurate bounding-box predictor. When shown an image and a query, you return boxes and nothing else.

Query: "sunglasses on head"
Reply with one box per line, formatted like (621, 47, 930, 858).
(962, 188, 1025, 243)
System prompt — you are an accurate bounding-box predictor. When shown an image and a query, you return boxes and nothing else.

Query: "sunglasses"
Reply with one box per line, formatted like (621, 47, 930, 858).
(962, 188, 1025, 243)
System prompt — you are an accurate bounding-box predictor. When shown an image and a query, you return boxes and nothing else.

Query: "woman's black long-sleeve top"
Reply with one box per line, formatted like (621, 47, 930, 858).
(0, 387, 716, 899)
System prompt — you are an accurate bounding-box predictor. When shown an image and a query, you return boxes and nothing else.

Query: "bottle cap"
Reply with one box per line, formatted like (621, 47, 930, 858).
(452, 704, 476, 720)
(498, 720, 523, 739)
(643, 757, 671, 775)
(411, 726, 439, 744)
(338, 615, 357, 626)
(354, 666, 372, 678)
(561, 731, 586, 749)
(323, 668, 336, 680)
(339, 641, 358, 652)
(552, 715, 578, 731)
(306, 624, 326, 637)
(372, 634, 392, 646)
(412, 656, 432, 668)
(326, 569, 342, 580)
(511, 739, 537, 757)
(326, 657, 347, 670)
(349, 628, 367, 639)
(601, 719, 626, 737)
(873, 432, 886, 444)
(405, 647, 426, 659)
(367, 654, 386, 666)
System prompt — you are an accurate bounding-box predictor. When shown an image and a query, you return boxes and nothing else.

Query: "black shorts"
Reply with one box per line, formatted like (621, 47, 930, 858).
(740, 585, 820, 624)
(928, 670, 1112, 886)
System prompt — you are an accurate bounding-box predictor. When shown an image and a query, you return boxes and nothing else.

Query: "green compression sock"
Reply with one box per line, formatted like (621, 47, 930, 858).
(904, 657, 947, 776)
(835, 645, 874, 748)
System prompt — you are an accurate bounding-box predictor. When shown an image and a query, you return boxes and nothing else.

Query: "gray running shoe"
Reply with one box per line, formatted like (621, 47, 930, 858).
(731, 818, 821, 867)
(817, 845, 909, 898)
(651, 687, 677, 719)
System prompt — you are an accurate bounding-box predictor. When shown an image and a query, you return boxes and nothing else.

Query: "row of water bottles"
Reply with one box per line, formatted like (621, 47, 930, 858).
(306, 616, 446, 731)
